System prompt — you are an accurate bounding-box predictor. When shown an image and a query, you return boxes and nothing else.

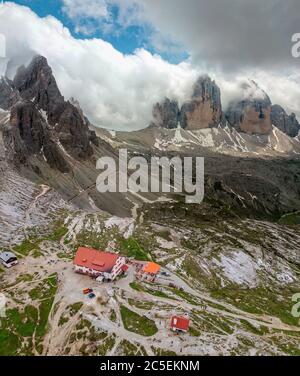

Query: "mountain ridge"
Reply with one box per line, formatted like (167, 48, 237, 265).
(0, 55, 300, 219)
(152, 76, 300, 138)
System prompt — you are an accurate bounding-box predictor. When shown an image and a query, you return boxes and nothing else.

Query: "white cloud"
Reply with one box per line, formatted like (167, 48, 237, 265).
(0, 2, 299, 131)
(61, 0, 142, 36)
(62, 0, 112, 35)
(62, 0, 110, 20)
(250, 71, 300, 117)
(0, 2, 200, 130)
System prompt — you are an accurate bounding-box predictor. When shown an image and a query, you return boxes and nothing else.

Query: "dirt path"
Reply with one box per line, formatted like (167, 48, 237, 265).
(41, 254, 300, 356)
(158, 270, 300, 331)
(7, 184, 51, 254)
(23, 184, 51, 239)
(11, 210, 298, 356)
(119, 274, 300, 333)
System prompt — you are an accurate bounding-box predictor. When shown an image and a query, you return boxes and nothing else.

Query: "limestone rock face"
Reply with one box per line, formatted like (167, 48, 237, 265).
(6, 101, 69, 172)
(180, 76, 222, 130)
(0, 77, 20, 110)
(271, 104, 300, 138)
(1, 55, 101, 175)
(13, 56, 94, 160)
(13, 56, 64, 115)
(55, 102, 94, 159)
(70, 96, 99, 146)
(153, 98, 180, 129)
(153, 76, 222, 131)
(153, 79, 288, 136)
(225, 81, 272, 135)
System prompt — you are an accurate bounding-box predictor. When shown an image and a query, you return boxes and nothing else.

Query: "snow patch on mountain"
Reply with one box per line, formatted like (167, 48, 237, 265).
(148, 125, 300, 156)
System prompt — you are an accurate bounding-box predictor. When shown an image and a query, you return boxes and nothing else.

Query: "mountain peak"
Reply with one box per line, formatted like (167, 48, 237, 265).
(192, 75, 218, 99)
(2, 55, 96, 171)
(153, 75, 223, 131)
(181, 76, 222, 129)
(240, 79, 271, 105)
(152, 76, 299, 138)
(13, 54, 64, 114)
(271, 104, 300, 137)
(152, 98, 180, 129)
(225, 79, 272, 135)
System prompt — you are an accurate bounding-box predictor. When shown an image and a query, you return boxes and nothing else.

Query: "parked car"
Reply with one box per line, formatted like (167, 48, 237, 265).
(169, 283, 176, 288)
(83, 288, 93, 295)
(88, 293, 96, 299)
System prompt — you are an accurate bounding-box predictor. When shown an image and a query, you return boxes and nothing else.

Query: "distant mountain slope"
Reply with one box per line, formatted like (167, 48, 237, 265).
(99, 123, 300, 157)
(0, 56, 300, 218)
(0, 56, 157, 216)
(1, 58, 300, 358)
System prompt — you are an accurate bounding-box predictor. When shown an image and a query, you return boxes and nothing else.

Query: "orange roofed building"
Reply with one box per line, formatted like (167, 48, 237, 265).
(137, 261, 161, 282)
(74, 247, 126, 281)
(142, 262, 161, 275)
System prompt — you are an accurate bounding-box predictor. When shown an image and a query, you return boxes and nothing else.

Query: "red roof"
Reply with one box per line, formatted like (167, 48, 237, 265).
(170, 316, 190, 331)
(74, 247, 119, 273)
(121, 264, 129, 272)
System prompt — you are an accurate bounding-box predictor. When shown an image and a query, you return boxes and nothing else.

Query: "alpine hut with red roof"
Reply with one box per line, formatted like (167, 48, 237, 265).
(74, 247, 126, 281)
(170, 315, 190, 333)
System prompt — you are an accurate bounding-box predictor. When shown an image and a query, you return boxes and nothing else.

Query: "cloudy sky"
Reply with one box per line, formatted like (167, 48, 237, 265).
(0, 0, 299, 130)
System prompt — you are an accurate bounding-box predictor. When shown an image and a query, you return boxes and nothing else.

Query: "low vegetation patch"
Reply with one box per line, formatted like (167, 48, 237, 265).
(118, 340, 147, 356)
(129, 281, 173, 300)
(109, 310, 117, 323)
(151, 347, 177, 356)
(211, 287, 300, 326)
(278, 211, 300, 225)
(128, 298, 154, 310)
(98, 335, 116, 356)
(120, 237, 149, 261)
(13, 239, 39, 257)
(120, 305, 158, 337)
(0, 273, 58, 355)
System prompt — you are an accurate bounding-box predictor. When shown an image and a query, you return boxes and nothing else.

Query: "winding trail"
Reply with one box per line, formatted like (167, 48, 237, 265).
(13, 210, 299, 356)
(23, 184, 51, 238)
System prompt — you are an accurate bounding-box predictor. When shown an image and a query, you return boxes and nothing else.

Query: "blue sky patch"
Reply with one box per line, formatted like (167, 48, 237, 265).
(11, 0, 188, 63)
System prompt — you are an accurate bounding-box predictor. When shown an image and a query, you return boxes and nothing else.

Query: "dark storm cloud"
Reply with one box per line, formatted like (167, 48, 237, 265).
(137, 0, 300, 72)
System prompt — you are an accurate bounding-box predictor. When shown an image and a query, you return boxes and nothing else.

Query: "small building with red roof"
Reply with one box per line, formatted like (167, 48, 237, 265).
(74, 247, 126, 281)
(170, 315, 190, 333)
